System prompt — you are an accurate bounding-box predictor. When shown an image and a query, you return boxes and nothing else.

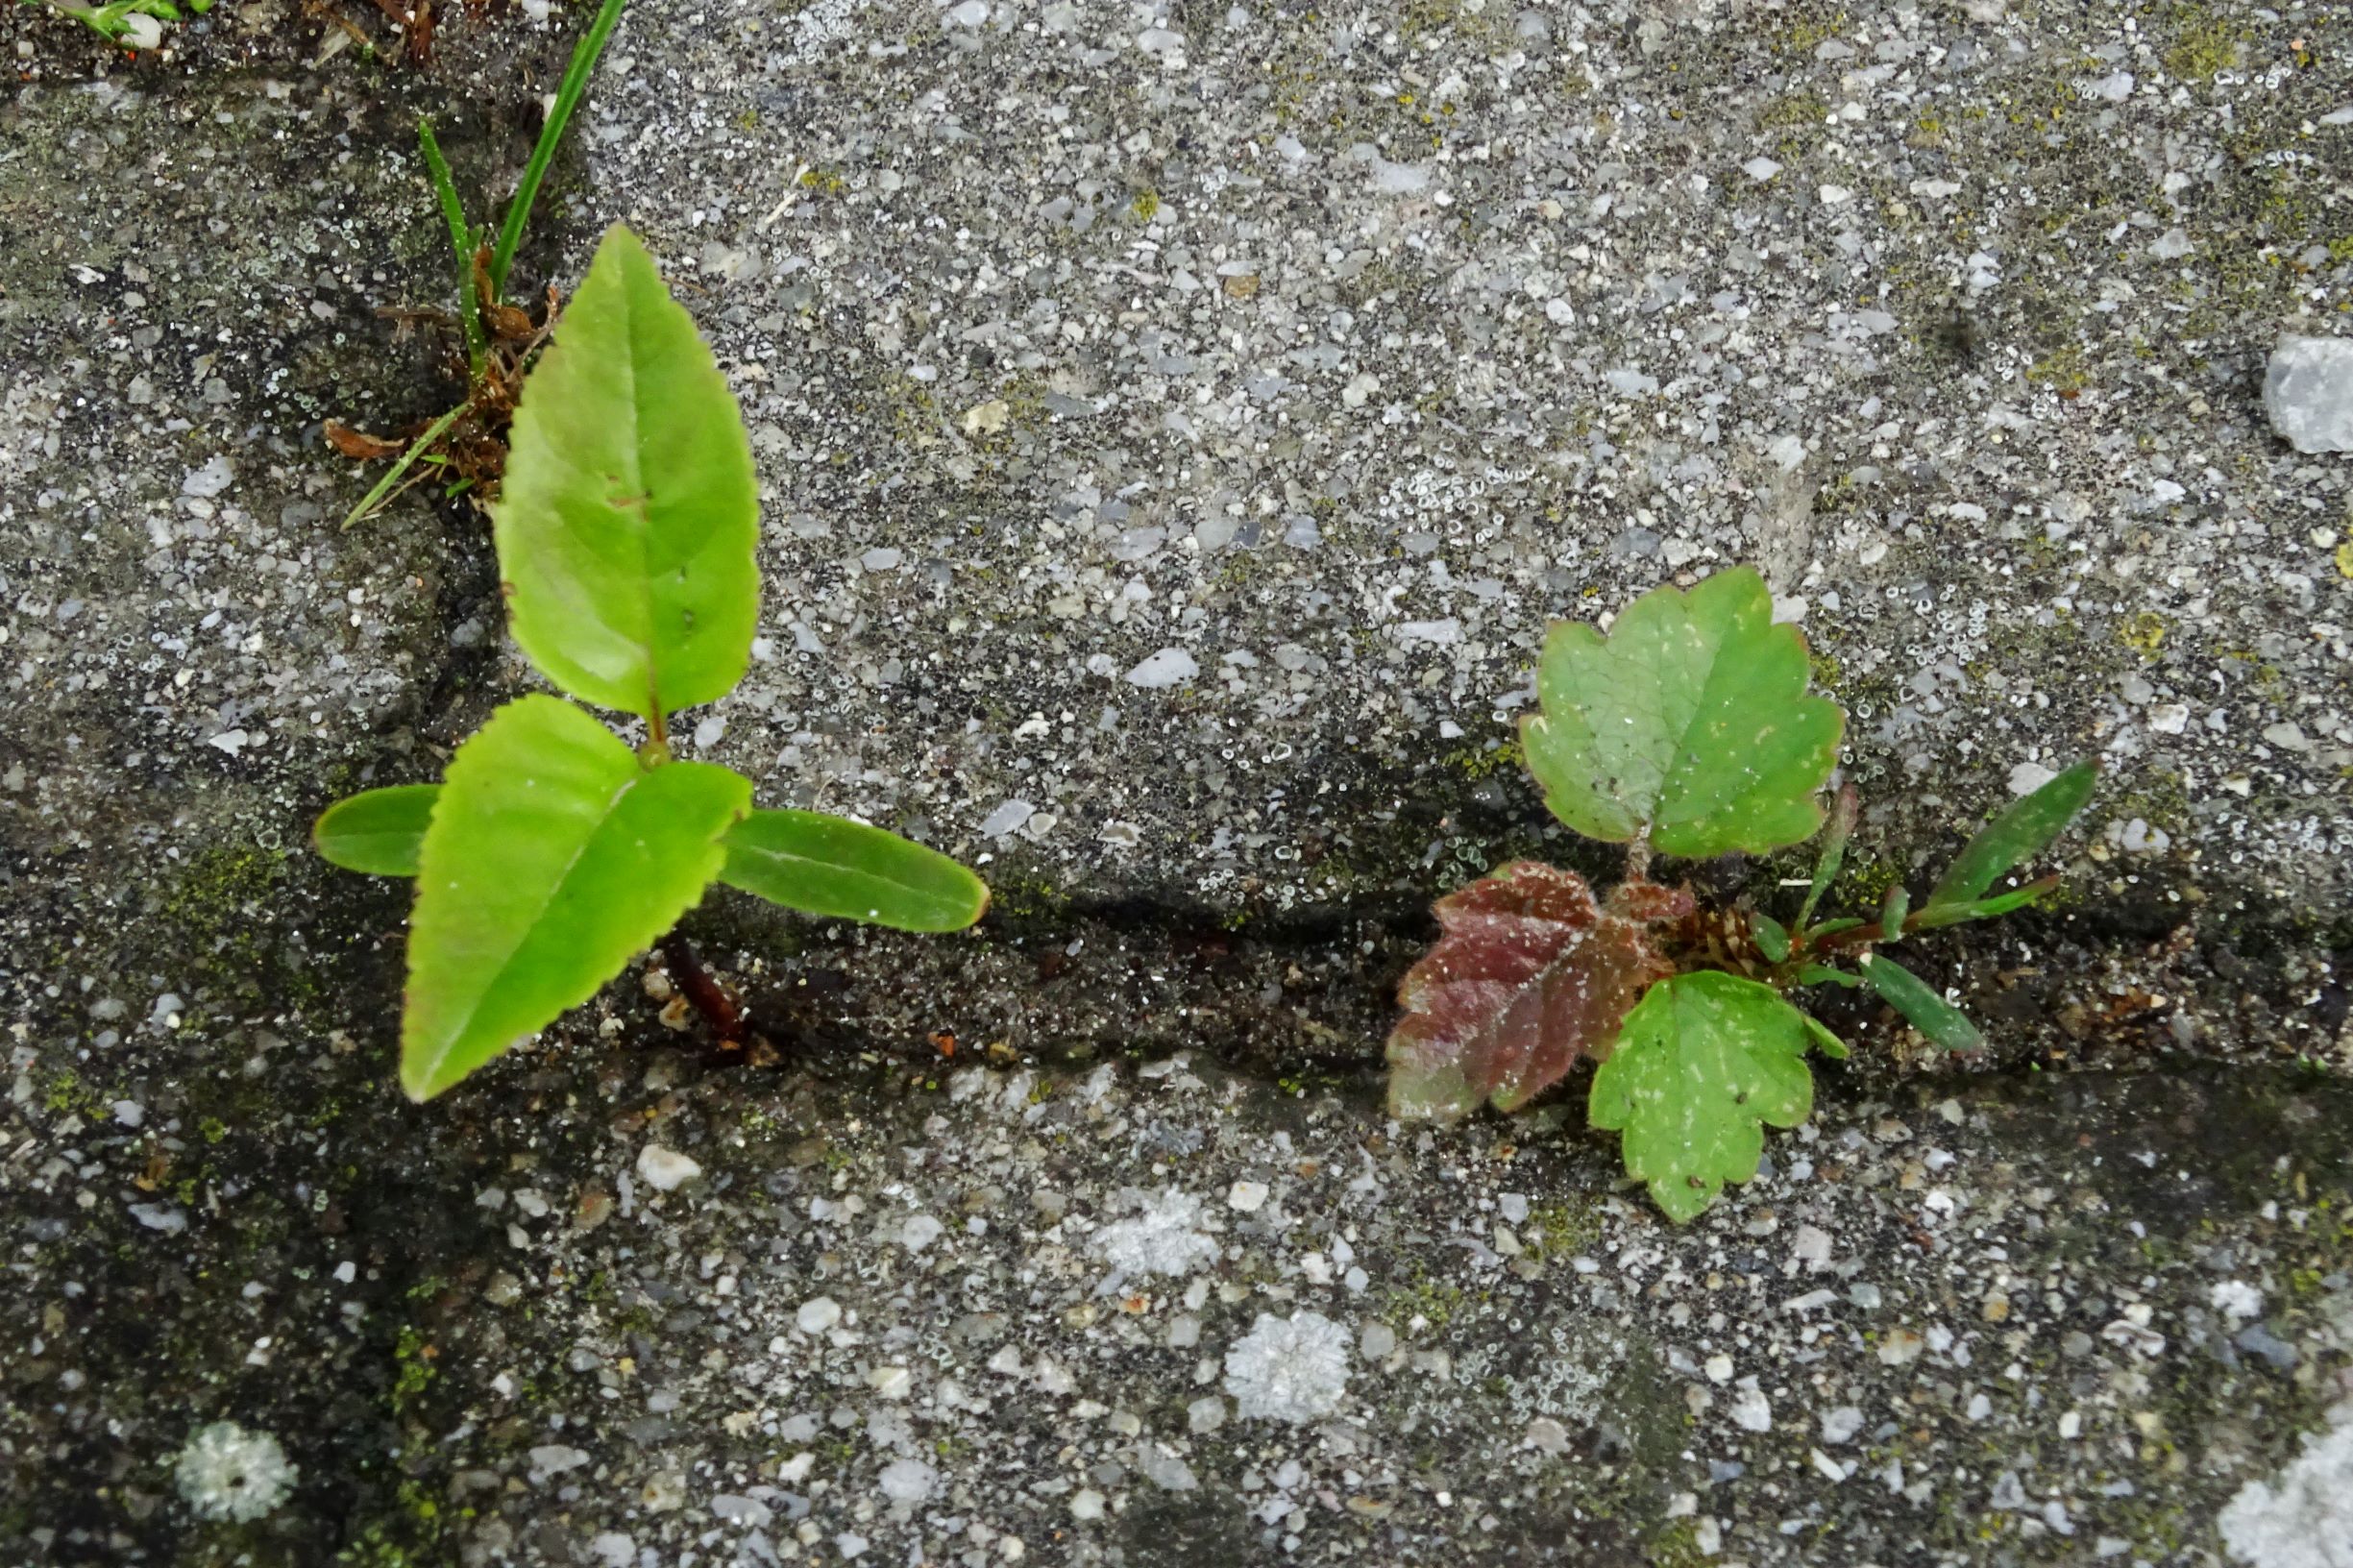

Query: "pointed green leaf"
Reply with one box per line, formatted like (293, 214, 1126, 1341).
(1906, 875, 2059, 931)
(1796, 782, 1858, 932)
(1879, 883, 1910, 940)
(1925, 761, 2097, 910)
(1804, 918, 1866, 939)
(1797, 964, 1864, 989)
(1751, 912, 1790, 963)
(1860, 954, 1984, 1052)
(1801, 1014, 1850, 1060)
(403, 696, 750, 1100)
(1588, 971, 1826, 1223)
(720, 809, 990, 933)
(494, 225, 758, 721)
(315, 785, 442, 876)
(1521, 567, 1843, 859)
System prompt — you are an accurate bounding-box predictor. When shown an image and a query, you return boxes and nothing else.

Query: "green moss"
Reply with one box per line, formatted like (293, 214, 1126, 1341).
(2119, 611, 2169, 658)
(2164, 8, 2247, 80)
(1130, 188, 1161, 223)
(1523, 1199, 1603, 1259)
(2026, 344, 2090, 394)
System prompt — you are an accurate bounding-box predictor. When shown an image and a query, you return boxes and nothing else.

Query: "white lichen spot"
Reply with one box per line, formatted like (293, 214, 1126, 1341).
(1095, 1188, 1220, 1278)
(1223, 1311, 1350, 1423)
(2218, 1403, 2353, 1568)
(173, 1421, 297, 1522)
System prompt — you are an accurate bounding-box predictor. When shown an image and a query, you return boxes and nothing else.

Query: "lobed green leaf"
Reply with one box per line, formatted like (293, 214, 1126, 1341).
(494, 225, 759, 722)
(1521, 567, 1843, 859)
(1925, 761, 2096, 911)
(1860, 954, 1984, 1052)
(1588, 970, 1827, 1223)
(314, 785, 441, 876)
(720, 809, 990, 933)
(402, 696, 749, 1101)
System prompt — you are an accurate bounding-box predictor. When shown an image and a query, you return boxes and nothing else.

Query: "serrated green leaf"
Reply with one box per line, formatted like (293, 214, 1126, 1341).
(315, 784, 441, 876)
(1588, 971, 1826, 1223)
(494, 225, 758, 722)
(720, 809, 990, 933)
(1521, 567, 1843, 859)
(1797, 782, 1857, 932)
(1860, 954, 1984, 1052)
(1925, 761, 2096, 910)
(403, 696, 749, 1100)
(1751, 912, 1790, 963)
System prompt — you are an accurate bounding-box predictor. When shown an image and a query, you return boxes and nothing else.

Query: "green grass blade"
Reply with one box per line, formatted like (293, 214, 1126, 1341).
(416, 117, 485, 371)
(340, 403, 469, 530)
(488, 0, 629, 298)
(314, 784, 440, 875)
(1925, 761, 2097, 910)
(720, 808, 990, 932)
(1860, 954, 1984, 1051)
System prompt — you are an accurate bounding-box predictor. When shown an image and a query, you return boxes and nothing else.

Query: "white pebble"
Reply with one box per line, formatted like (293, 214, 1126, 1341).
(634, 1145, 702, 1192)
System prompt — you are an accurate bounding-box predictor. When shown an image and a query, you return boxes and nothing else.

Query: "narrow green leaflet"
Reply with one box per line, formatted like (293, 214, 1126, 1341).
(1751, 912, 1790, 963)
(1589, 971, 1826, 1223)
(1879, 884, 1910, 940)
(1796, 782, 1858, 932)
(1906, 876, 2057, 932)
(494, 225, 759, 721)
(315, 785, 441, 876)
(1521, 567, 1843, 859)
(721, 809, 991, 933)
(1925, 761, 2096, 910)
(1860, 953, 1984, 1052)
(403, 696, 749, 1100)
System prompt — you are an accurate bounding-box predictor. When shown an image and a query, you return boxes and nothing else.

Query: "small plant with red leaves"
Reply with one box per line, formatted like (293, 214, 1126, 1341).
(1387, 567, 2096, 1221)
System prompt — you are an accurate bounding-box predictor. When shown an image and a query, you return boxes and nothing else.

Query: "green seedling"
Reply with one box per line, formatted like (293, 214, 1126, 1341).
(23, 0, 205, 47)
(1386, 567, 2096, 1222)
(314, 228, 990, 1101)
(334, 0, 630, 527)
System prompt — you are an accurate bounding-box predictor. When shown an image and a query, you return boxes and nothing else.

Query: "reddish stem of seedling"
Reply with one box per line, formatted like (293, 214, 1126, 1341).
(657, 932, 743, 1044)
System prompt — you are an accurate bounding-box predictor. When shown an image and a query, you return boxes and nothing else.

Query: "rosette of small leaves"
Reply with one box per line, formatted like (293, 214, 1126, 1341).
(1385, 567, 2095, 1221)
(313, 227, 988, 1100)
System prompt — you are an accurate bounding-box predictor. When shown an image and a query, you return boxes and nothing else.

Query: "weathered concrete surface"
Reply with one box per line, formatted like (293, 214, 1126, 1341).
(3, 0, 2352, 1562)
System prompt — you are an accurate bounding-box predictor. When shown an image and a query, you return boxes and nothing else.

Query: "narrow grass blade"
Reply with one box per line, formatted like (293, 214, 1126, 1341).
(340, 403, 468, 530)
(489, 0, 629, 297)
(417, 117, 485, 370)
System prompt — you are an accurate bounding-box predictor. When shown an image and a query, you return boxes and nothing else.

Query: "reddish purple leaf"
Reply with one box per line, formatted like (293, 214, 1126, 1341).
(1386, 862, 1692, 1122)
